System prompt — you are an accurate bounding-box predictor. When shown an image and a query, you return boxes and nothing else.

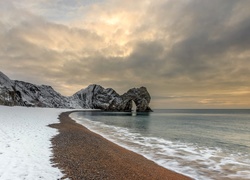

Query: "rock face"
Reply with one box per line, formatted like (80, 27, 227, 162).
(73, 85, 152, 112)
(122, 87, 152, 112)
(14, 81, 71, 108)
(0, 71, 152, 112)
(0, 72, 23, 106)
(73, 84, 123, 110)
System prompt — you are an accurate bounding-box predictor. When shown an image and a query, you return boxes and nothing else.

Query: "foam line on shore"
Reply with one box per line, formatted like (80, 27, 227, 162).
(49, 111, 192, 180)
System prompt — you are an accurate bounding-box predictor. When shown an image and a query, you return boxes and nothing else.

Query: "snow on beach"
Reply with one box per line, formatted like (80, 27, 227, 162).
(0, 106, 70, 180)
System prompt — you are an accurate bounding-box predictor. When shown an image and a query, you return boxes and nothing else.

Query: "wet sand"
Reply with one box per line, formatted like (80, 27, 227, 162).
(49, 111, 192, 180)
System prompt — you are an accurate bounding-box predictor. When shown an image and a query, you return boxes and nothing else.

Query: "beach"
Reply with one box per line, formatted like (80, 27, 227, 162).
(49, 111, 192, 180)
(1, 106, 248, 180)
(0, 106, 66, 179)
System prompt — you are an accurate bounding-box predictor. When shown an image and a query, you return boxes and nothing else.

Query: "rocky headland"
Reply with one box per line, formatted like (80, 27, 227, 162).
(0, 71, 152, 112)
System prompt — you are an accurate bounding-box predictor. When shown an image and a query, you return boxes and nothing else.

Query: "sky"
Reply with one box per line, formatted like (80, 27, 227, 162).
(1, 0, 250, 109)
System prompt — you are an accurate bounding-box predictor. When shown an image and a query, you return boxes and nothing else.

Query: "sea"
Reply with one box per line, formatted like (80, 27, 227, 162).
(70, 109, 250, 180)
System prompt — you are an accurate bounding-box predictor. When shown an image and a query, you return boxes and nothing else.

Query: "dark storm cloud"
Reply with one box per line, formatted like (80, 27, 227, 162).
(153, 0, 250, 80)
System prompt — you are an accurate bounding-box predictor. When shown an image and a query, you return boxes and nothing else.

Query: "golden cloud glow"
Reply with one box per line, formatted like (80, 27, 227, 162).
(1, 0, 250, 108)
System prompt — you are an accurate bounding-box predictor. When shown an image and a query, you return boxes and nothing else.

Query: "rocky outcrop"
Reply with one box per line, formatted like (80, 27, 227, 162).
(72, 85, 152, 112)
(0, 72, 23, 106)
(72, 84, 123, 110)
(122, 87, 152, 112)
(0, 71, 153, 112)
(14, 81, 72, 108)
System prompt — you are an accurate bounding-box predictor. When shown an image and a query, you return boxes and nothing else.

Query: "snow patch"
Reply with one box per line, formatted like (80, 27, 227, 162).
(0, 106, 71, 180)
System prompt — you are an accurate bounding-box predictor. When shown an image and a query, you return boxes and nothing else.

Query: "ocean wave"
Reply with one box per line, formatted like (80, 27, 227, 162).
(70, 113, 250, 180)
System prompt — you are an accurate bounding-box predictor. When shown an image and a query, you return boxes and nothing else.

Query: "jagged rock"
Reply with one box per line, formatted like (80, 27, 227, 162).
(14, 81, 71, 108)
(0, 71, 13, 90)
(0, 71, 153, 112)
(74, 85, 152, 112)
(73, 84, 123, 111)
(0, 72, 23, 106)
(0, 71, 71, 108)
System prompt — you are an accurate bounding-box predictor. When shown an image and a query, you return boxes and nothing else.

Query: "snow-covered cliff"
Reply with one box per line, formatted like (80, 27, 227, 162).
(0, 71, 152, 111)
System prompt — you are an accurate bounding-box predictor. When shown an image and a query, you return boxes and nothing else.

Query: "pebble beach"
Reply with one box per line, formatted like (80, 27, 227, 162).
(49, 111, 192, 180)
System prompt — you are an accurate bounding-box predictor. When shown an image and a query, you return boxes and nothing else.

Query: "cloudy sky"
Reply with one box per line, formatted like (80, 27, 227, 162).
(1, 0, 250, 109)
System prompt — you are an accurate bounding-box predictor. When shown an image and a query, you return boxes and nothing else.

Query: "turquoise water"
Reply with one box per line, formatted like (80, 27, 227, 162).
(70, 109, 250, 180)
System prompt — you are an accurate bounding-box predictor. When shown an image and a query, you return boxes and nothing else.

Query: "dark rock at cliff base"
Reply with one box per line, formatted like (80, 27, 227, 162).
(0, 71, 153, 112)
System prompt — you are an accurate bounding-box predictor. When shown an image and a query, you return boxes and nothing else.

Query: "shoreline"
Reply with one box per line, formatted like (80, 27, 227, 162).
(49, 111, 192, 180)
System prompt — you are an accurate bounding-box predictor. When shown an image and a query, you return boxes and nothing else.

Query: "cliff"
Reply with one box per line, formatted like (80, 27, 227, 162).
(0, 71, 152, 112)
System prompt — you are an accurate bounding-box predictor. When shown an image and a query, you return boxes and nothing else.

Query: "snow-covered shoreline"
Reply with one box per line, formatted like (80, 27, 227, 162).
(0, 106, 72, 180)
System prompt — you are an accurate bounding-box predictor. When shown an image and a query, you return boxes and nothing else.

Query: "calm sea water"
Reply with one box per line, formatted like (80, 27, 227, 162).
(70, 109, 250, 180)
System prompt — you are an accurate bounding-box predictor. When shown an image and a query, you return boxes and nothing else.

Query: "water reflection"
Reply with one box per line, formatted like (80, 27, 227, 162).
(73, 111, 151, 134)
(75, 111, 151, 117)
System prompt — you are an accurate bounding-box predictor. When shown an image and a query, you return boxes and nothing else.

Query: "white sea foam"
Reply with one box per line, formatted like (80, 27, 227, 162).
(70, 113, 250, 180)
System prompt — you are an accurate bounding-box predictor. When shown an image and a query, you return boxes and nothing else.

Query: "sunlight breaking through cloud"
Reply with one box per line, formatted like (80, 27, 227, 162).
(1, 0, 250, 108)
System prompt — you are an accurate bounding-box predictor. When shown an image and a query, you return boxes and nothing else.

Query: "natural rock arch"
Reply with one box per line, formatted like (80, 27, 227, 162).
(76, 85, 153, 112)
(121, 87, 152, 112)
(1, 70, 153, 111)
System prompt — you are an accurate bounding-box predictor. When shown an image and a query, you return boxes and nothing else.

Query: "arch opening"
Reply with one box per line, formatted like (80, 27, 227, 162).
(132, 100, 137, 112)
